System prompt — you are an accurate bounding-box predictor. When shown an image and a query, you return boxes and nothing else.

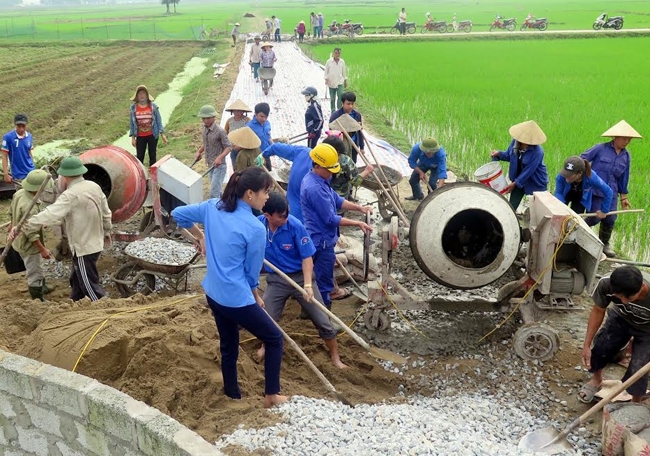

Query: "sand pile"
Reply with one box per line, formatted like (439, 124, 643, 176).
(0, 293, 402, 444)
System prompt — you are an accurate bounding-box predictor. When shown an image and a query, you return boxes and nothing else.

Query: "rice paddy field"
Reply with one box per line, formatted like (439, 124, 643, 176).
(312, 37, 650, 261)
(2, 0, 650, 41)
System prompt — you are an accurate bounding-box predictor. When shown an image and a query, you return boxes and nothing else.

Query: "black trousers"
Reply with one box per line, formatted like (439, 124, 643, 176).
(70, 252, 105, 302)
(136, 135, 158, 167)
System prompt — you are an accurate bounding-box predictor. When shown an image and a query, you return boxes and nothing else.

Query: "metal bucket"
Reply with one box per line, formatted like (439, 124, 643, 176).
(80, 146, 148, 223)
(258, 67, 276, 80)
(474, 162, 508, 194)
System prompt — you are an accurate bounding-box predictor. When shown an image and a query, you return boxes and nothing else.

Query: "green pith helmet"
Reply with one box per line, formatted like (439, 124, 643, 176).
(420, 138, 440, 153)
(22, 169, 50, 192)
(57, 156, 88, 177)
(197, 105, 218, 118)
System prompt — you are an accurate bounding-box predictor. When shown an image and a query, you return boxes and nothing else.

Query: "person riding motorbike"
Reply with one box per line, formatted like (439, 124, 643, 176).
(426, 12, 433, 25)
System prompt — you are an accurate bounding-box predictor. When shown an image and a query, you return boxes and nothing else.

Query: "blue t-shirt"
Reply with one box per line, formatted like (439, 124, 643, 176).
(300, 171, 344, 249)
(258, 214, 316, 274)
(2, 130, 35, 179)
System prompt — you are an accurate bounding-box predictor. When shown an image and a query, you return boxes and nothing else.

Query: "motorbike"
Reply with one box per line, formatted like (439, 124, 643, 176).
(520, 15, 548, 31)
(390, 20, 416, 34)
(454, 20, 473, 33)
(489, 15, 517, 31)
(593, 13, 624, 30)
(326, 21, 341, 36)
(341, 19, 364, 36)
(421, 19, 453, 33)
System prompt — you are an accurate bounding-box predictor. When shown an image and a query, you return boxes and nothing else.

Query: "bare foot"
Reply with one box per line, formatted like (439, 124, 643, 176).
(264, 394, 289, 408)
(255, 346, 266, 363)
(332, 357, 348, 369)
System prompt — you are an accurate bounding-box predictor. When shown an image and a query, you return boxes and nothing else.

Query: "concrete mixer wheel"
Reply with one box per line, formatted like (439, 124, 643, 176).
(363, 308, 391, 332)
(115, 263, 156, 298)
(378, 194, 395, 220)
(513, 323, 559, 362)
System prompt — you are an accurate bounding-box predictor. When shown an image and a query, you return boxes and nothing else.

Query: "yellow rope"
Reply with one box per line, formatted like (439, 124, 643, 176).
(477, 215, 580, 343)
(72, 295, 198, 373)
(378, 281, 431, 340)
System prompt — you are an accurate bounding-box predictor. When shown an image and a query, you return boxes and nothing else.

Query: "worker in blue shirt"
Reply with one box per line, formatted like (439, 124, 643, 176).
(300, 143, 372, 310)
(256, 192, 347, 368)
(554, 155, 612, 218)
(581, 120, 642, 258)
(329, 92, 364, 164)
(302, 86, 324, 149)
(247, 102, 273, 171)
(171, 167, 288, 409)
(2, 113, 35, 184)
(405, 137, 448, 201)
(491, 120, 548, 210)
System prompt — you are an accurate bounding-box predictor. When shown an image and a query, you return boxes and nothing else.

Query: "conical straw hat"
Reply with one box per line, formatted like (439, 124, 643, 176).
(330, 113, 362, 133)
(226, 99, 252, 112)
(228, 127, 261, 149)
(508, 120, 547, 145)
(601, 120, 642, 138)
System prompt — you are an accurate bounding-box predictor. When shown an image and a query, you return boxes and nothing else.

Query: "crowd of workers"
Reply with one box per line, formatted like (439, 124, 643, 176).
(2, 35, 648, 412)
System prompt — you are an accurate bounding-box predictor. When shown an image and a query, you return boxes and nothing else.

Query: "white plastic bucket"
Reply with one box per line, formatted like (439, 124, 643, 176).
(474, 162, 508, 194)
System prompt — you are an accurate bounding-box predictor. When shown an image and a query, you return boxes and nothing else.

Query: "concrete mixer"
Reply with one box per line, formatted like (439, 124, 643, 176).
(366, 182, 603, 362)
(77, 146, 203, 237)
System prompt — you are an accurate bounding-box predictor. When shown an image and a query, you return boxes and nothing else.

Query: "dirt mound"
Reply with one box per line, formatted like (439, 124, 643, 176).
(0, 293, 401, 443)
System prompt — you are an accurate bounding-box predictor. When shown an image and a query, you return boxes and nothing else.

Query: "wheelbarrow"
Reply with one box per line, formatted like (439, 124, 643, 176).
(111, 249, 205, 297)
(258, 67, 276, 95)
(357, 165, 403, 220)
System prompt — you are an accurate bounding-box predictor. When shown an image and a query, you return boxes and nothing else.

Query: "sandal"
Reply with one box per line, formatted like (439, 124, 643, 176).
(578, 383, 601, 404)
(330, 287, 352, 301)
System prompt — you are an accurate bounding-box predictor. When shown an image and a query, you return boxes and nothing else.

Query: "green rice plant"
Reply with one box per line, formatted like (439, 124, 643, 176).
(313, 37, 650, 261)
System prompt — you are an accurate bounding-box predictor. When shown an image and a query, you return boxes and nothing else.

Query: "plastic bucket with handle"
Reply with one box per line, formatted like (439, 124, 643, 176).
(474, 162, 508, 194)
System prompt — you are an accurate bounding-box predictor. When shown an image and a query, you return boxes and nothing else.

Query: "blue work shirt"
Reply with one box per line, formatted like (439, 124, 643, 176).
(493, 139, 548, 195)
(247, 117, 272, 152)
(258, 214, 316, 274)
(172, 199, 265, 308)
(329, 108, 364, 151)
(263, 143, 312, 223)
(408, 143, 448, 179)
(1, 130, 35, 179)
(581, 141, 630, 197)
(300, 171, 344, 249)
(554, 170, 613, 212)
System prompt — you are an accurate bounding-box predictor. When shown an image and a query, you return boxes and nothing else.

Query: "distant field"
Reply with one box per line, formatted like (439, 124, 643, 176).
(312, 37, 650, 259)
(0, 42, 202, 145)
(1, 0, 649, 41)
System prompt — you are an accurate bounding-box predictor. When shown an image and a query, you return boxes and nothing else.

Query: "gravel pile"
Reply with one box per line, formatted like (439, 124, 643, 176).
(215, 395, 574, 455)
(124, 237, 196, 266)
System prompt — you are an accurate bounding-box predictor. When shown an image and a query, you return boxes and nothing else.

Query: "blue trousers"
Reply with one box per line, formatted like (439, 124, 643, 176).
(585, 195, 618, 228)
(408, 167, 438, 199)
(207, 296, 283, 398)
(274, 28, 281, 42)
(313, 245, 336, 310)
(252, 62, 260, 79)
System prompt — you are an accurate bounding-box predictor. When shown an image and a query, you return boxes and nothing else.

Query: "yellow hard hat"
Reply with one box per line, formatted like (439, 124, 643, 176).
(310, 143, 340, 173)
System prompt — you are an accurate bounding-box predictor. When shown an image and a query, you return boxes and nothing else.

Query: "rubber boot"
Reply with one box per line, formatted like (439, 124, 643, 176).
(28, 286, 44, 302)
(599, 224, 616, 258)
(42, 280, 55, 295)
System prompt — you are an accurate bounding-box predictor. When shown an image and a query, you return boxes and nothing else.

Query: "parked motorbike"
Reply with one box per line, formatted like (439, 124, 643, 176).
(421, 19, 453, 33)
(593, 13, 624, 30)
(454, 20, 473, 33)
(341, 19, 364, 36)
(390, 20, 416, 34)
(520, 15, 548, 31)
(326, 21, 341, 36)
(489, 15, 516, 31)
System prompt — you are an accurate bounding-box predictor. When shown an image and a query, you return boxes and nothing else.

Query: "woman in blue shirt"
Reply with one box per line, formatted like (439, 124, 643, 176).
(172, 167, 288, 408)
(491, 120, 548, 210)
(554, 156, 612, 218)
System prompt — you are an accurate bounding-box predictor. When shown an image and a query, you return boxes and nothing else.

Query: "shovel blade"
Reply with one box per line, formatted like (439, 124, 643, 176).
(369, 346, 407, 364)
(518, 428, 572, 454)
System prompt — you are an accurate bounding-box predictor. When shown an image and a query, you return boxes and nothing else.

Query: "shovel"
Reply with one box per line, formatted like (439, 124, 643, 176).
(519, 358, 650, 453)
(264, 309, 352, 406)
(579, 208, 644, 218)
(189, 157, 201, 169)
(263, 259, 406, 364)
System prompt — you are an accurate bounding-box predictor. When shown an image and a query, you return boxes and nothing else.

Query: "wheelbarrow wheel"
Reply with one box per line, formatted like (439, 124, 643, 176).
(378, 193, 396, 220)
(115, 262, 156, 298)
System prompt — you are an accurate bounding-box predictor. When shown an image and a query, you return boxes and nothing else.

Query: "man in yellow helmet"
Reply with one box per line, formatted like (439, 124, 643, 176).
(300, 143, 372, 310)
